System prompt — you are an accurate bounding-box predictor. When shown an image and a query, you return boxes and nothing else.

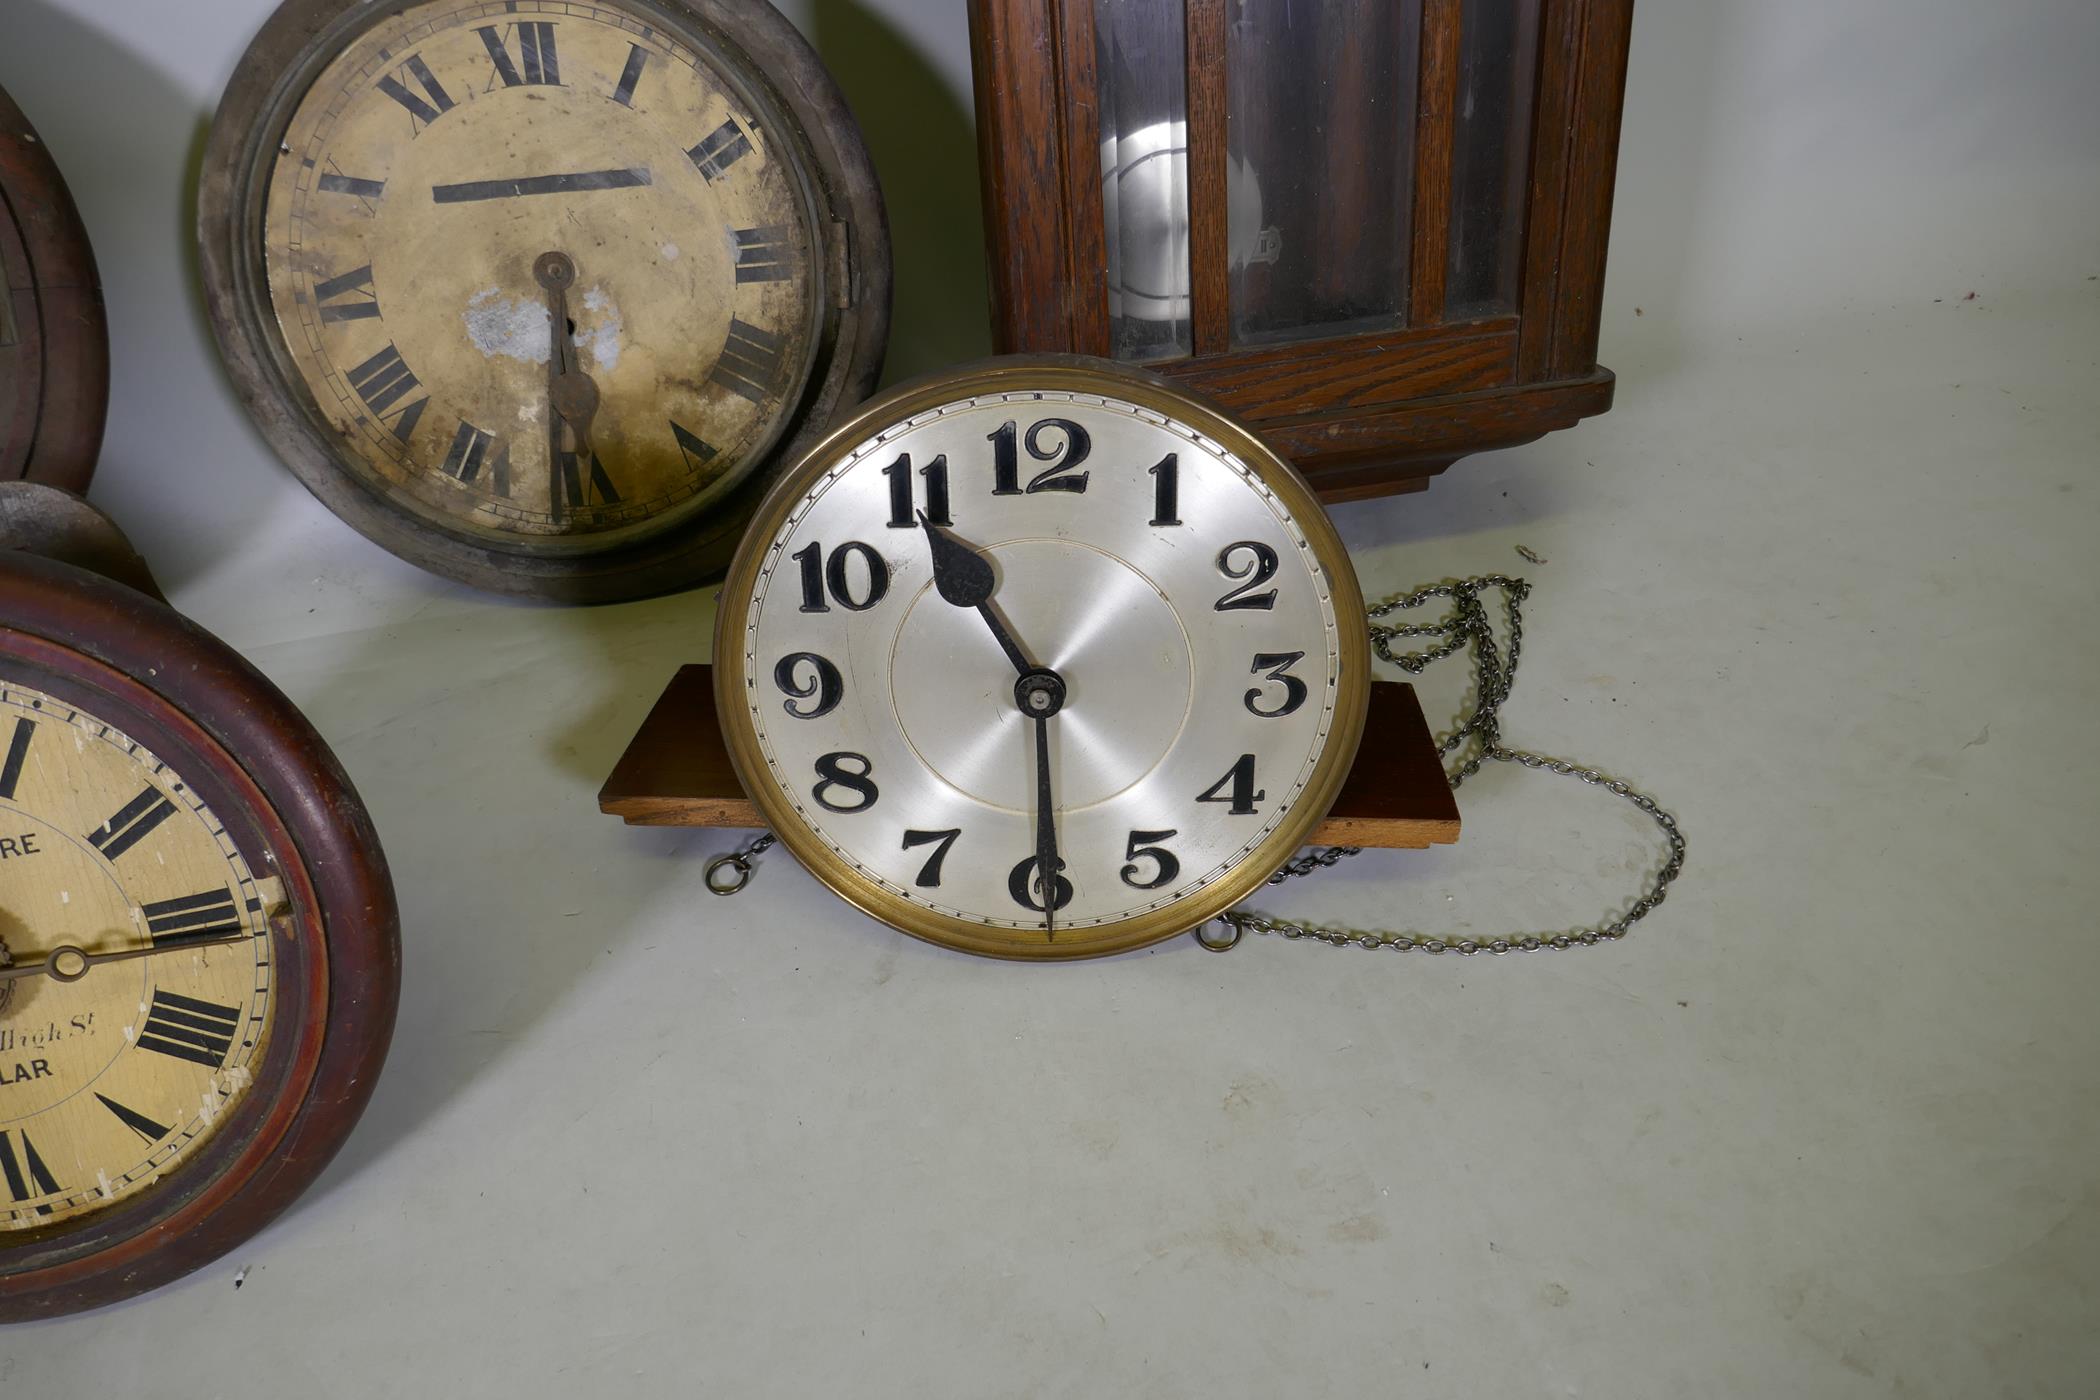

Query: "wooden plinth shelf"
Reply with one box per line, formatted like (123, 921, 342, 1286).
(600, 665, 1461, 850)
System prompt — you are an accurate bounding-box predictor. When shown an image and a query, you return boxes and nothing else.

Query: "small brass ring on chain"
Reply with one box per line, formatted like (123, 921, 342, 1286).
(705, 853, 753, 896)
(1194, 919, 1244, 953)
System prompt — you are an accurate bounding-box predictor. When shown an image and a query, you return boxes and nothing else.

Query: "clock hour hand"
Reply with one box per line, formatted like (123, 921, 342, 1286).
(917, 515, 1068, 933)
(917, 514, 1032, 676)
(534, 251, 604, 523)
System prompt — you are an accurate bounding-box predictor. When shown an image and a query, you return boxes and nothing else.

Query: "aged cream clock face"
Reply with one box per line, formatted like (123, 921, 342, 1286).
(254, 0, 828, 550)
(0, 682, 275, 1231)
(718, 364, 1369, 959)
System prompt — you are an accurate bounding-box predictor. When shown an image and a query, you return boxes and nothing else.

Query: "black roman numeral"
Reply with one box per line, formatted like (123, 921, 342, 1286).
(612, 44, 648, 107)
(0, 716, 32, 801)
(143, 888, 243, 947)
(376, 54, 456, 132)
(317, 170, 385, 200)
(559, 451, 620, 508)
(314, 264, 381, 323)
(346, 343, 430, 442)
(0, 1130, 61, 1214)
(710, 319, 782, 403)
(442, 420, 511, 494)
(136, 989, 242, 1069)
(687, 119, 753, 181)
(97, 1094, 173, 1145)
(670, 419, 717, 473)
(477, 22, 560, 88)
(732, 226, 795, 283)
(87, 786, 175, 861)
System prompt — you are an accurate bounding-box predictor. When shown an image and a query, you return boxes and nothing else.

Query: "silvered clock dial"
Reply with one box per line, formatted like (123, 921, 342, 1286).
(715, 358, 1369, 959)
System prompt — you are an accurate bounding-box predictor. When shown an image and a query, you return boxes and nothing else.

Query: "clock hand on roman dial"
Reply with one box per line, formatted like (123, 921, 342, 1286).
(0, 931, 252, 986)
(917, 514, 1067, 933)
(534, 251, 603, 526)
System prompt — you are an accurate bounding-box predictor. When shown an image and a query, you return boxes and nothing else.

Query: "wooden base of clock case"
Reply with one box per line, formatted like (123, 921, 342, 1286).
(599, 665, 1461, 849)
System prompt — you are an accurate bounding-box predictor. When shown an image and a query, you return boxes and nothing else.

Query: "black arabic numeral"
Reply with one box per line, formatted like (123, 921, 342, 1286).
(988, 418, 1091, 495)
(883, 452, 951, 528)
(1119, 829, 1181, 890)
(1007, 855, 1074, 912)
(1149, 453, 1181, 526)
(792, 541, 891, 613)
(1244, 652, 1308, 717)
(812, 753, 878, 813)
(1214, 541, 1280, 611)
(774, 653, 843, 719)
(901, 828, 962, 887)
(1196, 754, 1265, 815)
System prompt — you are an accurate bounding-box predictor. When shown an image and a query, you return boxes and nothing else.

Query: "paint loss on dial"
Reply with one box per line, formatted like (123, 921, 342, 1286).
(261, 0, 821, 550)
(0, 683, 275, 1231)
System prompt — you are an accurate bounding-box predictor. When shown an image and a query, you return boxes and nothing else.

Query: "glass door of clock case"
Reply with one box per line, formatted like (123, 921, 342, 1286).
(970, 0, 1633, 501)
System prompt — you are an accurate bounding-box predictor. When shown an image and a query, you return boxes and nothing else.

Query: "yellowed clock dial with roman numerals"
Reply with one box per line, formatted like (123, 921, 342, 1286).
(260, 0, 823, 548)
(0, 683, 276, 1231)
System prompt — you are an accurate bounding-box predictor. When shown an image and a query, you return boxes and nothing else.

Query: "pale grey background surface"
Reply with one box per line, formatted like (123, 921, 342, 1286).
(3, 1, 2097, 1394)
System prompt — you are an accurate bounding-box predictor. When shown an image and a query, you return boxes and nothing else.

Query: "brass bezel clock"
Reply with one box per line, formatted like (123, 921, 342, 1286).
(199, 0, 890, 602)
(714, 357, 1370, 960)
(0, 488, 400, 1319)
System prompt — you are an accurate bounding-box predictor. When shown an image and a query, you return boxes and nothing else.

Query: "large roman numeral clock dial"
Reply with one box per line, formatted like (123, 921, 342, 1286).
(715, 361, 1371, 959)
(0, 500, 399, 1319)
(200, 0, 888, 602)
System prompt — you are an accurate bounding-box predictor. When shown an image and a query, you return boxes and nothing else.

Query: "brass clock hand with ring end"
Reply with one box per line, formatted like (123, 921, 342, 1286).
(0, 930, 254, 986)
(917, 514, 1068, 932)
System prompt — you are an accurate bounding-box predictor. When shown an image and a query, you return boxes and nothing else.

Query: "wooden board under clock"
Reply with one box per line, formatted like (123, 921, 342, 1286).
(601, 665, 1461, 850)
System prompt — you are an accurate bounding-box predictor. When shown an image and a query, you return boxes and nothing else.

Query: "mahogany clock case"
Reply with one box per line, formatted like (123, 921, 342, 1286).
(968, 0, 1633, 501)
(0, 85, 108, 493)
(197, 0, 892, 603)
(0, 547, 400, 1321)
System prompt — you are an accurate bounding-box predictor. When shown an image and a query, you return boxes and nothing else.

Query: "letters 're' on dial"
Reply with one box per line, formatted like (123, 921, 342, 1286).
(716, 365, 1370, 959)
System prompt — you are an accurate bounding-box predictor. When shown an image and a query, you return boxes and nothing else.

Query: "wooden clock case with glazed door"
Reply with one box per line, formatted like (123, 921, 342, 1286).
(968, 0, 1633, 501)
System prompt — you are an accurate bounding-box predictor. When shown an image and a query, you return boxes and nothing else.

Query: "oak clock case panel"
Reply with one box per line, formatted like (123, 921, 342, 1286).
(200, 0, 891, 602)
(0, 85, 109, 492)
(715, 358, 1371, 961)
(0, 547, 400, 1321)
(968, 0, 1633, 501)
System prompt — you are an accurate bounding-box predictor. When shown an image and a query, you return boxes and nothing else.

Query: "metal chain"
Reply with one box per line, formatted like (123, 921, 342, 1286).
(704, 832, 777, 896)
(1195, 576, 1687, 955)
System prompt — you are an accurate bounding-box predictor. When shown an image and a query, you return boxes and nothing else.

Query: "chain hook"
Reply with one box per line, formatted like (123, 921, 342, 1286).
(704, 853, 753, 896)
(1193, 918, 1244, 953)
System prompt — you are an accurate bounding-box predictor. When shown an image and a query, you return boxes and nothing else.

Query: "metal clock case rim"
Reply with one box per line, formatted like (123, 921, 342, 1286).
(196, 0, 891, 604)
(712, 354, 1372, 960)
(0, 552, 400, 1321)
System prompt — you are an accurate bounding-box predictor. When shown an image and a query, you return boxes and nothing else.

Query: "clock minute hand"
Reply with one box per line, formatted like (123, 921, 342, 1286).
(1030, 709, 1060, 939)
(917, 513, 1032, 676)
(0, 932, 252, 986)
